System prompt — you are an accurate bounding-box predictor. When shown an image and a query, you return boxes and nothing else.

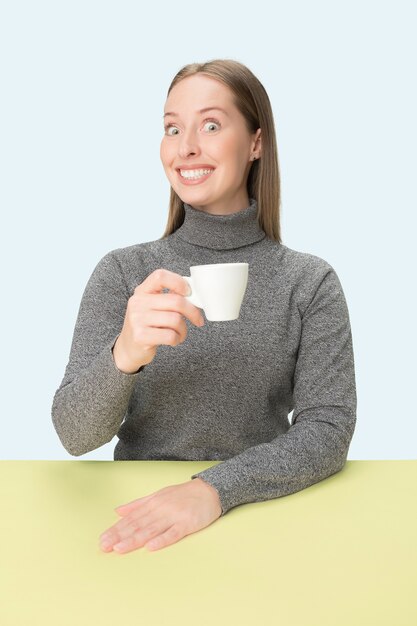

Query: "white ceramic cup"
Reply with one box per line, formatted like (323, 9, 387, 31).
(182, 262, 249, 322)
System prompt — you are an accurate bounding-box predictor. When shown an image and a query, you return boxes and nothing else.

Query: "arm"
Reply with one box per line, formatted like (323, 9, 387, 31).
(191, 265, 357, 516)
(51, 251, 145, 456)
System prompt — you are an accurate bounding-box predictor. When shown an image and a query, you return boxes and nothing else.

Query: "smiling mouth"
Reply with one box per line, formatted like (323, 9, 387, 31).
(177, 168, 215, 184)
(178, 168, 214, 180)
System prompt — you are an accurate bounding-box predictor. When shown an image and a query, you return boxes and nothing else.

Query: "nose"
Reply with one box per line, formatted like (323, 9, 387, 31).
(178, 127, 201, 159)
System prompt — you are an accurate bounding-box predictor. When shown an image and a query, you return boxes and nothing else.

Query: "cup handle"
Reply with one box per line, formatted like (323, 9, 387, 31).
(182, 276, 204, 309)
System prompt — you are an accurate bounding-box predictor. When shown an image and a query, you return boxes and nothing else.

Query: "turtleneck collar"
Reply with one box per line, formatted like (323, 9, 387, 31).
(173, 197, 266, 250)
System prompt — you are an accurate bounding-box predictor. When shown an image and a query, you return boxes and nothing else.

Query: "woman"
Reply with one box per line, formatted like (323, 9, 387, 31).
(51, 59, 357, 554)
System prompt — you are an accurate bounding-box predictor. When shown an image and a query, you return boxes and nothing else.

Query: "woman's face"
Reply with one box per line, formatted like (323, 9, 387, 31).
(160, 74, 261, 215)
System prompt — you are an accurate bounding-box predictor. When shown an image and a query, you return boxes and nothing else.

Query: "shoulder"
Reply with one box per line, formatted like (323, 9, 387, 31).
(93, 234, 167, 273)
(273, 242, 347, 314)
(90, 238, 169, 296)
(279, 242, 333, 274)
(105, 237, 164, 264)
(266, 240, 335, 286)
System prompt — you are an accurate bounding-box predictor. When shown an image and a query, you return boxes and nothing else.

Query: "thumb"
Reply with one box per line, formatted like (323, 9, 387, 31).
(114, 502, 135, 515)
(114, 493, 155, 514)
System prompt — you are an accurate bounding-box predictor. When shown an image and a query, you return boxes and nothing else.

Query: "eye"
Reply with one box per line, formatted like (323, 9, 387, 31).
(203, 119, 221, 132)
(164, 124, 179, 136)
(163, 118, 221, 136)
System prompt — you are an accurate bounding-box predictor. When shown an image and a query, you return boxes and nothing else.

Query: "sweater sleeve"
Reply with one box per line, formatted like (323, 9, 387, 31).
(51, 251, 144, 456)
(190, 264, 357, 516)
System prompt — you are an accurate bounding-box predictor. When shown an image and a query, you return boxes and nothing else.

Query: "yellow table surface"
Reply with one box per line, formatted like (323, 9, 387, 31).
(0, 460, 416, 626)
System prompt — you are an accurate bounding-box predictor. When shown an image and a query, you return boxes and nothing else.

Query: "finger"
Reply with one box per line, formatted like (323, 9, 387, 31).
(101, 503, 156, 548)
(136, 311, 187, 344)
(142, 310, 187, 333)
(138, 269, 190, 297)
(147, 293, 204, 327)
(100, 514, 147, 550)
(117, 509, 160, 538)
(113, 519, 169, 554)
(146, 524, 183, 552)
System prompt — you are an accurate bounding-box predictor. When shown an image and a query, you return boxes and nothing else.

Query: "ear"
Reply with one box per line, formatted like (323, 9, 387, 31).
(253, 128, 262, 156)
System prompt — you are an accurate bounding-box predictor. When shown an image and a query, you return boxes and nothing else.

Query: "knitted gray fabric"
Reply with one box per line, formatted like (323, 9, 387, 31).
(51, 197, 357, 516)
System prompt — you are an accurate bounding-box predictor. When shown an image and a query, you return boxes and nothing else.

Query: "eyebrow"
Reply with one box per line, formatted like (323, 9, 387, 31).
(162, 106, 229, 119)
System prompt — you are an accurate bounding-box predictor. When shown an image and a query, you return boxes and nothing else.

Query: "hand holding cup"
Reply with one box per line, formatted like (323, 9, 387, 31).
(112, 269, 205, 374)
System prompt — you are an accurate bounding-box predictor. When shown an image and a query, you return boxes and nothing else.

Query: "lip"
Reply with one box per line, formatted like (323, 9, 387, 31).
(177, 168, 214, 185)
(176, 164, 216, 171)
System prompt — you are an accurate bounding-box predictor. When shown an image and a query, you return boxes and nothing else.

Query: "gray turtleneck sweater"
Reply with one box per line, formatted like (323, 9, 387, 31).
(51, 198, 357, 516)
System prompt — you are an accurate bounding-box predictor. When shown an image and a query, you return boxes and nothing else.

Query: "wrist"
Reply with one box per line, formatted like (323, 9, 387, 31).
(112, 335, 143, 374)
(192, 477, 222, 516)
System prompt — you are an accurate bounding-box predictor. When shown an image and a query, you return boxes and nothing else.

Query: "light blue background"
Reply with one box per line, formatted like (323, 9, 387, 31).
(1, 1, 415, 460)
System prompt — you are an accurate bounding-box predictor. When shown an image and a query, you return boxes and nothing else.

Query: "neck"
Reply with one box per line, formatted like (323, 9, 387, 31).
(187, 192, 251, 216)
(172, 197, 266, 250)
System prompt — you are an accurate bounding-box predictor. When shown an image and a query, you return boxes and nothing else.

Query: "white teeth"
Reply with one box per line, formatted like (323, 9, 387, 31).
(180, 168, 213, 179)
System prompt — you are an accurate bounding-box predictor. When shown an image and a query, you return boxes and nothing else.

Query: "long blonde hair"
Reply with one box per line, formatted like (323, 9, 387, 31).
(160, 59, 281, 243)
